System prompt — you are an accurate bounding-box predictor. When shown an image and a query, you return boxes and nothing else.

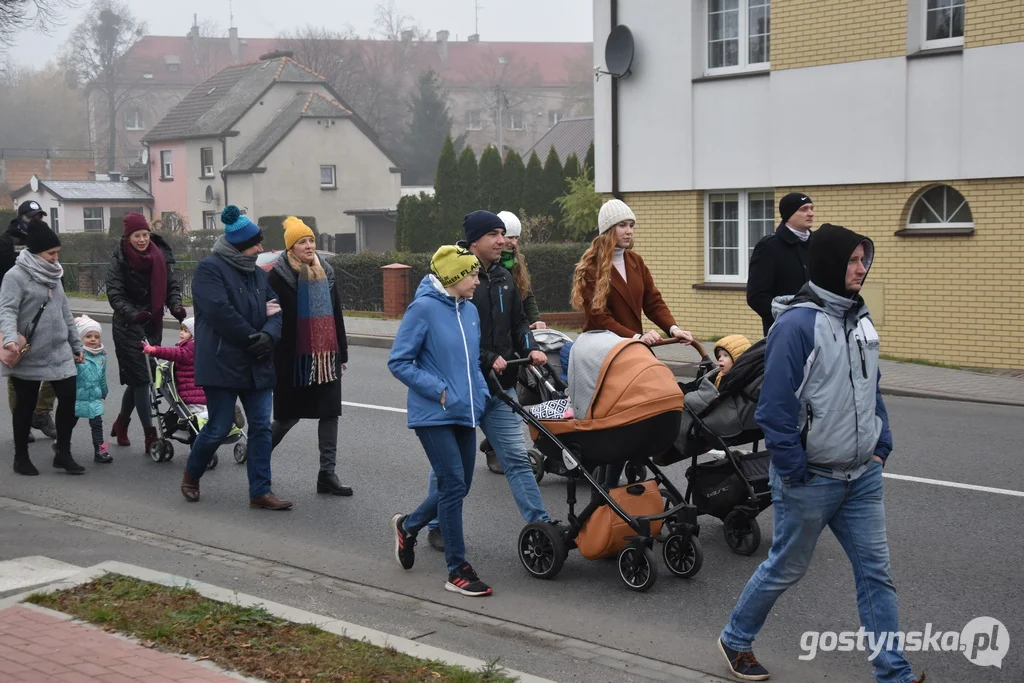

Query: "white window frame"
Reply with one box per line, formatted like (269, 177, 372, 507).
(160, 150, 173, 179)
(50, 207, 59, 233)
(124, 107, 144, 131)
(467, 109, 483, 131)
(83, 207, 104, 233)
(704, 189, 776, 283)
(548, 110, 563, 127)
(907, 184, 973, 230)
(320, 164, 337, 188)
(200, 147, 215, 178)
(921, 0, 965, 50)
(703, 0, 771, 77)
(202, 211, 217, 231)
(507, 110, 525, 131)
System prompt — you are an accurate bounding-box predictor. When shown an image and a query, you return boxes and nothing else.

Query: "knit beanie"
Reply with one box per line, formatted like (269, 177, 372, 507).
(25, 218, 60, 254)
(181, 317, 195, 337)
(430, 244, 480, 287)
(122, 212, 150, 237)
(75, 315, 102, 338)
(463, 210, 505, 245)
(714, 334, 752, 364)
(283, 216, 315, 251)
(809, 223, 874, 297)
(221, 205, 262, 250)
(779, 192, 813, 224)
(497, 211, 522, 238)
(598, 199, 636, 234)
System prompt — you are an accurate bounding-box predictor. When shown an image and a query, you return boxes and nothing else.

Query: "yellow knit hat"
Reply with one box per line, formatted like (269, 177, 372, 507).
(283, 216, 315, 251)
(714, 334, 752, 363)
(430, 244, 480, 287)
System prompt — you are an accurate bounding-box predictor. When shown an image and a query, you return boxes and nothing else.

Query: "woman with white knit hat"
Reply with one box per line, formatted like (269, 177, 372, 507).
(495, 211, 545, 329)
(571, 198, 692, 345)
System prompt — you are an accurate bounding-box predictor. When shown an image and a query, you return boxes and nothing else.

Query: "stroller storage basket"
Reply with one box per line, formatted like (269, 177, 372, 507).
(576, 480, 664, 559)
(685, 451, 771, 520)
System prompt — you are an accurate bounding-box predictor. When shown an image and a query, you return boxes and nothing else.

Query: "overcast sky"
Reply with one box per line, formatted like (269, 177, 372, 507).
(13, 0, 593, 68)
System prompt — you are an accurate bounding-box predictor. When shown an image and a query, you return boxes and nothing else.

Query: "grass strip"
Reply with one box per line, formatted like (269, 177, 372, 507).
(27, 573, 516, 683)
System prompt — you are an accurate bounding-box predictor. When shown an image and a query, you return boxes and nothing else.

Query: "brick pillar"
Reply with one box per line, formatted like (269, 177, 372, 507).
(381, 263, 412, 318)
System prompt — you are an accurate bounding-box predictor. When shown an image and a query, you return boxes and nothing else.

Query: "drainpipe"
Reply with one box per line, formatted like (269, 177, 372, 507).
(221, 137, 229, 207)
(610, 0, 622, 200)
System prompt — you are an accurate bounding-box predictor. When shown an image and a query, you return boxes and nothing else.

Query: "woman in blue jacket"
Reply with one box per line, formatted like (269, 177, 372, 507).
(388, 245, 492, 597)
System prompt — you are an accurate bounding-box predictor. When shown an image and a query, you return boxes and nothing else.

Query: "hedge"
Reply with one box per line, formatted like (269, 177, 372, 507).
(56, 230, 223, 265)
(257, 215, 318, 251)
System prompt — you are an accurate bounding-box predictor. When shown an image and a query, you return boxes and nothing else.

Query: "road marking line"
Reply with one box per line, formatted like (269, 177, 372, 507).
(883, 473, 1024, 498)
(343, 401, 407, 414)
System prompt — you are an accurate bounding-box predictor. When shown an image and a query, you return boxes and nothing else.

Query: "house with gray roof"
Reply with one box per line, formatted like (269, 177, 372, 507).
(142, 53, 401, 251)
(10, 175, 154, 234)
(526, 116, 593, 166)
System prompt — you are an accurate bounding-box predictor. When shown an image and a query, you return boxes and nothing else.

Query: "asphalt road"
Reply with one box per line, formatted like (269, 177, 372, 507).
(1, 326, 1021, 682)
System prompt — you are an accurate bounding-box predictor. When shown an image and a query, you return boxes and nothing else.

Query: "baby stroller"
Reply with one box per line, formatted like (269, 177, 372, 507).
(482, 328, 574, 482)
(498, 334, 703, 592)
(146, 357, 247, 466)
(654, 339, 771, 556)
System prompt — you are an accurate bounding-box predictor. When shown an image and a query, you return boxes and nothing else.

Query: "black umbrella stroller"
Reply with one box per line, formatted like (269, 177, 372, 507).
(654, 339, 772, 555)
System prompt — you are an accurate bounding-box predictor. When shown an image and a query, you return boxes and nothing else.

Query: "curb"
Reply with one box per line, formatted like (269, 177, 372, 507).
(0, 561, 559, 683)
(73, 308, 1024, 409)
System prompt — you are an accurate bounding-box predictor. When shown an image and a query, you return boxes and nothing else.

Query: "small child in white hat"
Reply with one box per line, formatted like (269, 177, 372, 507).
(74, 316, 111, 463)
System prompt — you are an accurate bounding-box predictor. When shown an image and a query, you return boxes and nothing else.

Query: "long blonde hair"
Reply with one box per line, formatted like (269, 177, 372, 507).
(571, 230, 618, 313)
(511, 250, 531, 297)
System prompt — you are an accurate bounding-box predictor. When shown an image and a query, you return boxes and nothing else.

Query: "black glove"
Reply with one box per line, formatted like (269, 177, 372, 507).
(246, 332, 274, 359)
(170, 306, 187, 322)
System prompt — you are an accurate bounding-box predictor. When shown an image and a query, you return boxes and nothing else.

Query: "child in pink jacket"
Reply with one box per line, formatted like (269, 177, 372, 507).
(142, 317, 205, 405)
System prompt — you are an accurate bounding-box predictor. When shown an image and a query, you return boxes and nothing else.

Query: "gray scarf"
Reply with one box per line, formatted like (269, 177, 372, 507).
(16, 248, 64, 288)
(213, 235, 257, 274)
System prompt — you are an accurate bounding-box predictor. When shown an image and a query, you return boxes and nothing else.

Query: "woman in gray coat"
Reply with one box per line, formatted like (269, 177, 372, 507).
(0, 219, 85, 475)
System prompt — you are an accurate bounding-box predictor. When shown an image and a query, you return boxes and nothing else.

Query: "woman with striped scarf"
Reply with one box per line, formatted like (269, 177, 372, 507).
(267, 217, 351, 496)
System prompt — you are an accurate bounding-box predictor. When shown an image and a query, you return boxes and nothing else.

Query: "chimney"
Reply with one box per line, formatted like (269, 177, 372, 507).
(401, 29, 414, 42)
(229, 27, 240, 64)
(187, 14, 199, 41)
(436, 29, 449, 63)
(468, 33, 480, 42)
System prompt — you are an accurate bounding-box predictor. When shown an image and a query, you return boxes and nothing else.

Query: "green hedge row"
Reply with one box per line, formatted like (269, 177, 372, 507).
(257, 215, 318, 252)
(55, 231, 223, 265)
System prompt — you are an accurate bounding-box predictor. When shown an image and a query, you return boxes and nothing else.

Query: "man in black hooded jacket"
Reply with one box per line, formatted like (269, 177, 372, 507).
(1, 200, 57, 439)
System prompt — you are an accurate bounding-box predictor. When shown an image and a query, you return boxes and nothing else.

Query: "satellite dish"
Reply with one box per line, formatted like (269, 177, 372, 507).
(29, 174, 39, 192)
(141, 148, 149, 165)
(604, 25, 635, 78)
(205, 185, 214, 203)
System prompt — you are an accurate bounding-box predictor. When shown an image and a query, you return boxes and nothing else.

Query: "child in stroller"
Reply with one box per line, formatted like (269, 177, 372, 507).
(141, 318, 246, 465)
(654, 335, 772, 556)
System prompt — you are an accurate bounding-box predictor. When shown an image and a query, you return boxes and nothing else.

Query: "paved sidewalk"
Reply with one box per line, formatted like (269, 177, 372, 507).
(67, 297, 1024, 407)
(0, 604, 243, 683)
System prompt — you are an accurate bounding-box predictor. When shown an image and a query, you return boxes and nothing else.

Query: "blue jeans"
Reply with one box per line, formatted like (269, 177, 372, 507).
(427, 387, 550, 531)
(403, 425, 476, 572)
(186, 387, 273, 500)
(721, 462, 915, 683)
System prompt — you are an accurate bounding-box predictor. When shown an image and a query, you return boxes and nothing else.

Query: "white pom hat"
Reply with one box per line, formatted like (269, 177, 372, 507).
(75, 315, 101, 338)
(598, 199, 636, 235)
(181, 317, 195, 336)
(497, 211, 522, 238)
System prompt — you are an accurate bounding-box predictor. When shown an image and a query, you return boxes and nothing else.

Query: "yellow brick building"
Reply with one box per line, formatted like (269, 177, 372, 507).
(593, 0, 1024, 369)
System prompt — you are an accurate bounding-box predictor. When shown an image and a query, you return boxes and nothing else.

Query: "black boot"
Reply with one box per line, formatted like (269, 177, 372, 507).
(13, 450, 39, 476)
(317, 472, 353, 496)
(94, 443, 113, 464)
(32, 411, 57, 439)
(52, 444, 85, 474)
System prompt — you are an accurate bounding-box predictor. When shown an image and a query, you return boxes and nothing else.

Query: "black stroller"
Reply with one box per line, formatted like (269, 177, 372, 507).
(655, 339, 772, 555)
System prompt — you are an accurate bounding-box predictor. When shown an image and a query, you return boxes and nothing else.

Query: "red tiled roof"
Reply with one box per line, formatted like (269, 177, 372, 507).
(123, 35, 591, 89)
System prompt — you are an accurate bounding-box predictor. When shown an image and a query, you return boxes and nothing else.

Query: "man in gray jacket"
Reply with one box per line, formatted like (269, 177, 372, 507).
(718, 224, 923, 683)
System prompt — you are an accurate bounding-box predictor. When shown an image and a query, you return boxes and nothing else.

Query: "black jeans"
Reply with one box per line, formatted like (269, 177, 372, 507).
(12, 376, 77, 453)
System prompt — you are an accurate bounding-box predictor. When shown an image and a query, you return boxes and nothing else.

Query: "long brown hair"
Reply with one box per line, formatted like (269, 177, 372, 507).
(570, 230, 618, 313)
(511, 250, 531, 296)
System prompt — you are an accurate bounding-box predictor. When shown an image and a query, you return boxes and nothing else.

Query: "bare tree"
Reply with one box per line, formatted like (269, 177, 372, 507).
(63, 0, 146, 172)
(0, 60, 89, 149)
(0, 0, 78, 48)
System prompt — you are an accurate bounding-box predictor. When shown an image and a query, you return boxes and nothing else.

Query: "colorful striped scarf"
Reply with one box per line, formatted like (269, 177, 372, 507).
(288, 251, 338, 386)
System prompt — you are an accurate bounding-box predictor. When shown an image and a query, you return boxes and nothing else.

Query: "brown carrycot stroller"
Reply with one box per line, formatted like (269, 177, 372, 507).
(493, 333, 703, 592)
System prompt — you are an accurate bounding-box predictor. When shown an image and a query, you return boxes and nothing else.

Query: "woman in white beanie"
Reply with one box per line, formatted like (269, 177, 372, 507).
(571, 198, 693, 345)
(496, 211, 545, 329)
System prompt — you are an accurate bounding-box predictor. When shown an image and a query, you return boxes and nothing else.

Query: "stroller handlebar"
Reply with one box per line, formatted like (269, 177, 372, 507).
(647, 337, 711, 361)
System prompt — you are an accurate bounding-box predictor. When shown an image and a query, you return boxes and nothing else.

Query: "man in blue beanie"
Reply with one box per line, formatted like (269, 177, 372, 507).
(416, 210, 554, 554)
(180, 206, 292, 510)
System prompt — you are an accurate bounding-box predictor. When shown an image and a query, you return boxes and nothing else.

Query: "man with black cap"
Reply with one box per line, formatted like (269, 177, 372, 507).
(746, 192, 814, 336)
(718, 224, 923, 683)
(1, 200, 57, 441)
(422, 210, 554, 552)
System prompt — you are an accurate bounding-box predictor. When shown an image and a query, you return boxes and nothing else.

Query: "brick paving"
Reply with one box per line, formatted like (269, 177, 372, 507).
(0, 605, 245, 683)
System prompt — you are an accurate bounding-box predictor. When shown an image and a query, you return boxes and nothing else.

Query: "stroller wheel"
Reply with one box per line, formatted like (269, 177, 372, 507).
(624, 462, 648, 483)
(528, 448, 544, 483)
(150, 440, 173, 463)
(208, 453, 218, 470)
(618, 545, 658, 592)
(723, 511, 761, 556)
(663, 533, 703, 579)
(518, 522, 566, 580)
(233, 440, 248, 464)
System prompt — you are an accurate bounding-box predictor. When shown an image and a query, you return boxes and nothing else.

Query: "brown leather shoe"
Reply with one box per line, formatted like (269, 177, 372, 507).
(250, 492, 293, 510)
(181, 473, 200, 502)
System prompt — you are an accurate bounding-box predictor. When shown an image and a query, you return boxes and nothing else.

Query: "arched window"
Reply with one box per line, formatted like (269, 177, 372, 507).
(908, 185, 973, 229)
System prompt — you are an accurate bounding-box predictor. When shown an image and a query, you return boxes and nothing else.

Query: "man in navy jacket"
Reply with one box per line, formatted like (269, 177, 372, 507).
(180, 206, 290, 510)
